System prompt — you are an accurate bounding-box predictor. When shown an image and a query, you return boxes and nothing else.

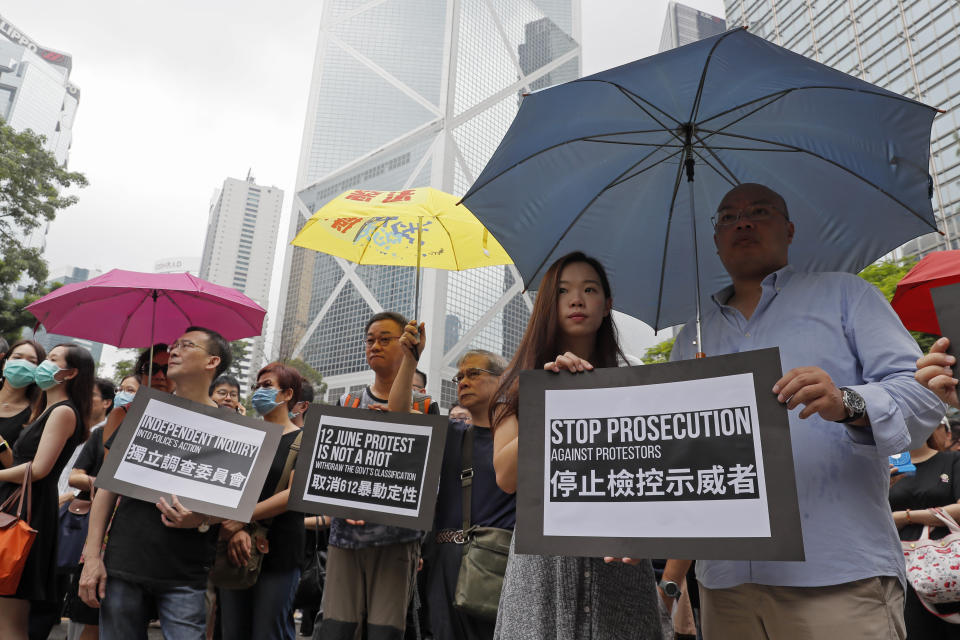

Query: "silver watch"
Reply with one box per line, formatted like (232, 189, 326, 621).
(838, 387, 866, 424)
(658, 578, 681, 599)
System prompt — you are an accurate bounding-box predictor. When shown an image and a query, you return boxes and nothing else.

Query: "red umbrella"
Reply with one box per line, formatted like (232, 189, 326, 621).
(891, 251, 960, 335)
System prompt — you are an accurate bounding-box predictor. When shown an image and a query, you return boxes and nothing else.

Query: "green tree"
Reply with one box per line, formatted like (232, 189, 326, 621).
(858, 257, 938, 353)
(113, 359, 135, 384)
(285, 357, 328, 402)
(0, 119, 87, 340)
(229, 340, 249, 379)
(641, 337, 675, 364)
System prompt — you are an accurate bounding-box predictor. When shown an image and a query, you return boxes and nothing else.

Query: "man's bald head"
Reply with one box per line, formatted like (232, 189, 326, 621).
(718, 183, 789, 220)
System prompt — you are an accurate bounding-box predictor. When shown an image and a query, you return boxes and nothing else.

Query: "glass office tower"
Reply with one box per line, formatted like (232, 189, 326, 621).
(277, 0, 582, 406)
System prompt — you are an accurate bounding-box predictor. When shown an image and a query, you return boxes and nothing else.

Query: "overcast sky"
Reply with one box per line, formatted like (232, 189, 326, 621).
(4, 0, 725, 359)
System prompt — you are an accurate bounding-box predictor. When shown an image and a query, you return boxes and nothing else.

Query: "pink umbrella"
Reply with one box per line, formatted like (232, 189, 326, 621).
(26, 269, 266, 348)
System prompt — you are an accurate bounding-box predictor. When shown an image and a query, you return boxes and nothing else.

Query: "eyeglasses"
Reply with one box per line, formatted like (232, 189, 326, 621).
(711, 206, 787, 228)
(169, 339, 209, 354)
(452, 367, 499, 384)
(363, 336, 401, 349)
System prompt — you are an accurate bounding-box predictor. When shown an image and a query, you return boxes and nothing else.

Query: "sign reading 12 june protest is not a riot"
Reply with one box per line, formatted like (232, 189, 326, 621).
(517, 347, 804, 561)
(287, 405, 447, 530)
(96, 388, 282, 522)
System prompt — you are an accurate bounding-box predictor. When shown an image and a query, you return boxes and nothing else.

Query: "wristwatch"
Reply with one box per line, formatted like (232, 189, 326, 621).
(837, 387, 866, 424)
(658, 578, 681, 599)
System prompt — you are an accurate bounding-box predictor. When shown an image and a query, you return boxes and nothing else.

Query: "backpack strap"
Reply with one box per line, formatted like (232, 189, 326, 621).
(460, 426, 473, 533)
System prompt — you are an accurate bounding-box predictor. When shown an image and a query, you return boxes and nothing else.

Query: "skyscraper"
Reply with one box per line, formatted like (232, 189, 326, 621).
(200, 174, 283, 385)
(278, 1, 581, 407)
(723, 0, 960, 258)
(659, 1, 727, 52)
(0, 13, 80, 253)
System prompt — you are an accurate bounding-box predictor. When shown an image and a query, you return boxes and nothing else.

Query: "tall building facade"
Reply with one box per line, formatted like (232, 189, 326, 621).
(0, 13, 80, 253)
(723, 0, 960, 258)
(200, 174, 284, 385)
(278, 1, 581, 408)
(660, 1, 728, 51)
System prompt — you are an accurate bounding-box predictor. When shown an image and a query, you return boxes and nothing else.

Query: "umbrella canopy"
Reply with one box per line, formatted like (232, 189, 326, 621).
(26, 269, 266, 347)
(892, 250, 960, 335)
(291, 187, 512, 270)
(462, 28, 939, 330)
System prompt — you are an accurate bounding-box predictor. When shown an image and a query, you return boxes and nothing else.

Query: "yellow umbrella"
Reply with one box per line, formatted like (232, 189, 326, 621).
(291, 186, 513, 317)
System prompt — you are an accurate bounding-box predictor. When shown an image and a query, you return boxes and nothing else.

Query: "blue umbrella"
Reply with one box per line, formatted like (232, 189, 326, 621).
(461, 28, 940, 351)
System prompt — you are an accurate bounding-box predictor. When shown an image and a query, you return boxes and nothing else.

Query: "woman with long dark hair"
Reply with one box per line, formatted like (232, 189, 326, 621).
(0, 340, 47, 467)
(0, 342, 94, 639)
(490, 252, 662, 640)
(219, 362, 306, 640)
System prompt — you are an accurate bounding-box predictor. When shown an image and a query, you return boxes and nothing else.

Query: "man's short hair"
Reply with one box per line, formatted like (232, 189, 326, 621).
(186, 326, 231, 378)
(300, 380, 315, 404)
(95, 377, 116, 415)
(457, 349, 508, 376)
(413, 369, 427, 388)
(0, 337, 8, 356)
(209, 374, 241, 397)
(364, 311, 407, 335)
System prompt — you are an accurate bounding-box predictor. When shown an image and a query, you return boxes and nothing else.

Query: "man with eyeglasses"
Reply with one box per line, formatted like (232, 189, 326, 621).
(318, 311, 439, 640)
(79, 326, 233, 640)
(664, 183, 945, 639)
(389, 322, 514, 640)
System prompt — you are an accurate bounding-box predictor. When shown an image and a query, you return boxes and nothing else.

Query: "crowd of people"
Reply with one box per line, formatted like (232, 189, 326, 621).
(0, 182, 957, 640)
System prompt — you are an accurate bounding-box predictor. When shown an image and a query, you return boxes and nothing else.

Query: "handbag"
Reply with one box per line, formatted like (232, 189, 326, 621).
(57, 486, 93, 570)
(453, 426, 513, 621)
(210, 431, 302, 590)
(902, 507, 960, 623)
(0, 462, 38, 596)
(293, 515, 327, 610)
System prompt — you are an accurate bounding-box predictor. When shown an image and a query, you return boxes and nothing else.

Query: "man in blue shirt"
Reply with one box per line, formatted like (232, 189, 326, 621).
(670, 183, 944, 639)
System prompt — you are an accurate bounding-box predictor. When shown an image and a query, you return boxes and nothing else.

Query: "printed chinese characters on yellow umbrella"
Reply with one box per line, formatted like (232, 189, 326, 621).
(290, 186, 513, 317)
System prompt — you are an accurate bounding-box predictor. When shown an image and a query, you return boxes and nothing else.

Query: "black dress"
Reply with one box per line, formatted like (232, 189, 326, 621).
(0, 401, 81, 602)
(889, 451, 960, 640)
(0, 406, 32, 450)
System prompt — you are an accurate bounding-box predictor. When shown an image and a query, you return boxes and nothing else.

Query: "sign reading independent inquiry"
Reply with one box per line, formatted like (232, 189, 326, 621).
(96, 388, 282, 522)
(517, 347, 803, 561)
(288, 405, 447, 530)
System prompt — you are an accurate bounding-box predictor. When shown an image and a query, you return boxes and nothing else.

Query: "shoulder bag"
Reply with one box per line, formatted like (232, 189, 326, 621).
(453, 426, 513, 621)
(902, 506, 960, 623)
(0, 462, 38, 595)
(211, 431, 302, 590)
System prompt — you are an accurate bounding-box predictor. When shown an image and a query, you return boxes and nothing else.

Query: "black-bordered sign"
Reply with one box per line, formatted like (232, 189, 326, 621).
(96, 387, 282, 522)
(287, 405, 447, 530)
(516, 347, 803, 560)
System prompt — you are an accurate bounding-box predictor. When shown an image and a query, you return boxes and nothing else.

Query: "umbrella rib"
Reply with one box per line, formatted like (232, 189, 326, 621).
(169, 290, 263, 335)
(573, 78, 683, 130)
(431, 215, 462, 270)
(691, 131, 741, 186)
(583, 139, 684, 148)
(687, 28, 742, 125)
(653, 150, 692, 332)
(688, 146, 738, 188)
(526, 155, 666, 284)
(117, 290, 154, 346)
(608, 148, 686, 190)
(701, 129, 939, 231)
(695, 91, 791, 130)
(355, 217, 395, 266)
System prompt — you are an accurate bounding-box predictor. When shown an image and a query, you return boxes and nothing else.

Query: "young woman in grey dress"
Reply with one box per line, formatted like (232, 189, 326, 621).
(490, 252, 663, 640)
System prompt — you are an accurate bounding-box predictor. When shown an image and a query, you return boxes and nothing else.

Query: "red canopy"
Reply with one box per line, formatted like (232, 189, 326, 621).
(891, 250, 960, 335)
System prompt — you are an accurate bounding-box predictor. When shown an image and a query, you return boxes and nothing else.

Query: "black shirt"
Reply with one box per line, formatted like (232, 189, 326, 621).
(73, 428, 105, 500)
(259, 429, 305, 572)
(0, 406, 32, 449)
(889, 451, 960, 541)
(104, 424, 218, 589)
(434, 421, 516, 531)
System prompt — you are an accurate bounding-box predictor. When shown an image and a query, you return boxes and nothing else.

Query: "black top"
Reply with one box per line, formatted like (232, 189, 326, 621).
(72, 427, 105, 500)
(104, 426, 218, 589)
(889, 451, 960, 541)
(0, 401, 82, 601)
(0, 406, 33, 449)
(434, 421, 516, 531)
(259, 429, 305, 572)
